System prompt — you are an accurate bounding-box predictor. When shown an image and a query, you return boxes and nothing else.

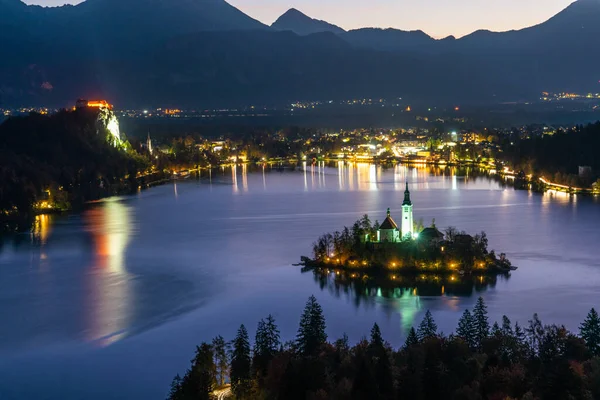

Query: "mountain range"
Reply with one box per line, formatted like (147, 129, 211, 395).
(1, 0, 599, 108)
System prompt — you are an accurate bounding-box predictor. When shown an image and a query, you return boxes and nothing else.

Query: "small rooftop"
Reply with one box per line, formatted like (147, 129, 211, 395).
(379, 208, 398, 230)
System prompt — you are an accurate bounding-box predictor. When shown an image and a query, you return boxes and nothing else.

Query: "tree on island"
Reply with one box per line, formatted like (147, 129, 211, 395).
(231, 325, 252, 399)
(296, 295, 327, 356)
(580, 308, 600, 357)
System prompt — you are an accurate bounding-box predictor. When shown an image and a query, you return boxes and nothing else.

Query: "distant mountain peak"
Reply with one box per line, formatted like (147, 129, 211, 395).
(272, 8, 345, 35)
(282, 7, 304, 16)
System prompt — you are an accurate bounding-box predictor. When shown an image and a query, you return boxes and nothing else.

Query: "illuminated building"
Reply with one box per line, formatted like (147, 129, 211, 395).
(401, 182, 414, 240)
(377, 208, 400, 242)
(76, 99, 113, 110)
(373, 182, 414, 243)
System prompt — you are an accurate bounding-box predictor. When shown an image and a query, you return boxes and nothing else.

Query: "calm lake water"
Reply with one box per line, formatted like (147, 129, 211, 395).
(1, 163, 599, 399)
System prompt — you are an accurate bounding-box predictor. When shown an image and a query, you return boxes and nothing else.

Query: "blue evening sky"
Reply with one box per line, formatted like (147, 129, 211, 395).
(23, 0, 575, 38)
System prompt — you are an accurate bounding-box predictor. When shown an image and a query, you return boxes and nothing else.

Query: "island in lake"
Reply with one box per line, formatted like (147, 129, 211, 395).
(302, 183, 515, 276)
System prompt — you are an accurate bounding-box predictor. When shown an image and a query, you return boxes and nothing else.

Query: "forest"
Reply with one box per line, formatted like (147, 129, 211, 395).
(0, 109, 148, 227)
(167, 295, 600, 400)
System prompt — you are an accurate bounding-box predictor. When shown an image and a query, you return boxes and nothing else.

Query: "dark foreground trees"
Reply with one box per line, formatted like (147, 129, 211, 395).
(168, 296, 600, 400)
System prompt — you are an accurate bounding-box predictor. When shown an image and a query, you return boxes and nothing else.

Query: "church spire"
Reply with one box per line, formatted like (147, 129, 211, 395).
(402, 182, 412, 206)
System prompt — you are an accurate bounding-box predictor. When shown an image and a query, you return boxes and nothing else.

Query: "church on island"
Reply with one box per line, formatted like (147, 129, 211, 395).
(376, 183, 415, 242)
(372, 182, 443, 244)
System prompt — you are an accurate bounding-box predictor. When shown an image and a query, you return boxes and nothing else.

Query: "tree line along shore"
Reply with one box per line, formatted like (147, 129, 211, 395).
(167, 295, 600, 400)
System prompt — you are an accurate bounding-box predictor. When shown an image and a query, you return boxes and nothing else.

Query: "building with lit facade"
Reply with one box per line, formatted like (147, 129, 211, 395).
(375, 183, 414, 243)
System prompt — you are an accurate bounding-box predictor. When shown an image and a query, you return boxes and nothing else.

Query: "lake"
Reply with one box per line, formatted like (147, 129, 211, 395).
(1, 163, 599, 399)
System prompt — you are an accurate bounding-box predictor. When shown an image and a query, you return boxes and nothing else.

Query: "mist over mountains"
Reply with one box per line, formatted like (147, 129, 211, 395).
(1, 0, 599, 108)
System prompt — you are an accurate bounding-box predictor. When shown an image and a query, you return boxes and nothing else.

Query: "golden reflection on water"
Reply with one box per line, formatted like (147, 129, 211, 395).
(31, 214, 52, 262)
(84, 200, 132, 347)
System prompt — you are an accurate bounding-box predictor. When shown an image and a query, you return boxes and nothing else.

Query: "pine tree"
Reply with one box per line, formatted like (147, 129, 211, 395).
(526, 313, 544, 354)
(502, 315, 513, 337)
(231, 325, 252, 399)
(296, 295, 328, 355)
(181, 343, 215, 400)
(367, 323, 394, 399)
(370, 323, 384, 348)
(514, 322, 526, 346)
(473, 297, 490, 347)
(580, 308, 600, 356)
(264, 314, 281, 355)
(255, 314, 281, 360)
(417, 310, 438, 341)
(404, 327, 419, 349)
(166, 374, 182, 400)
(456, 309, 477, 348)
(212, 335, 229, 387)
(491, 322, 502, 337)
(254, 314, 281, 380)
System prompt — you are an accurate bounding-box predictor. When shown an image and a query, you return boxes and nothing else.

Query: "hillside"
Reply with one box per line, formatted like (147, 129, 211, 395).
(0, 108, 147, 220)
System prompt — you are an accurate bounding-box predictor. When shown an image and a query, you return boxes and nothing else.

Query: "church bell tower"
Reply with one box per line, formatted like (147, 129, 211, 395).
(401, 182, 413, 240)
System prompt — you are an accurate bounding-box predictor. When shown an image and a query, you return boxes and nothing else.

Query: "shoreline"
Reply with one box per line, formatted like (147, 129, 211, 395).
(299, 257, 516, 277)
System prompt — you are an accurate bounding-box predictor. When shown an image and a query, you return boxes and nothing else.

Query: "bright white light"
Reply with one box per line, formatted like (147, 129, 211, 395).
(106, 115, 121, 144)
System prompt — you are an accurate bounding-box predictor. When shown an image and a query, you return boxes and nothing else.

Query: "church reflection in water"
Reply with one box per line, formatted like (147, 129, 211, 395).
(84, 200, 133, 347)
(305, 268, 508, 330)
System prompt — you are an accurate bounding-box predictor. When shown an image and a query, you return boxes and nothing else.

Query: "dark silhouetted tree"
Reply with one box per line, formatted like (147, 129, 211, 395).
(231, 325, 252, 399)
(212, 335, 228, 387)
(473, 297, 490, 347)
(502, 315, 513, 337)
(167, 374, 182, 400)
(179, 342, 215, 400)
(417, 310, 438, 341)
(296, 295, 327, 355)
(456, 309, 477, 349)
(491, 322, 502, 337)
(526, 313, 544, 354)
(404, 327, 419, 348)
(580, 308, 600, 357)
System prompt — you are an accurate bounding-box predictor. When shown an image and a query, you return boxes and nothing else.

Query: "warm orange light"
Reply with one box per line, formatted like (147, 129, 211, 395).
(87, 100, 112, 109)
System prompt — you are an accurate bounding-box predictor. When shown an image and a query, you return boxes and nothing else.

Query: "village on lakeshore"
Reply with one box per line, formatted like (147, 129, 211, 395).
(303, 183, 515, 275)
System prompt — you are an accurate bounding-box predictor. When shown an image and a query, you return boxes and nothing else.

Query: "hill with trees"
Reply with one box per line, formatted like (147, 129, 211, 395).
(0, 108, 148, 229)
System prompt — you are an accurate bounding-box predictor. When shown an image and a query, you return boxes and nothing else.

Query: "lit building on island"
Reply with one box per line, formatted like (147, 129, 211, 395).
(374, 183, 416, 243)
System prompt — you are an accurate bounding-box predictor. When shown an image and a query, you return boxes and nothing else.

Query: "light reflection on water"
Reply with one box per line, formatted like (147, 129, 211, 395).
(84, 200, 132, 347)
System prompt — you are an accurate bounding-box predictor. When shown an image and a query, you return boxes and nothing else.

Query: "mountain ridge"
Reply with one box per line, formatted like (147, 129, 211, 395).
(1, 0, 599, 108)
(271, 7, 345, 35)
